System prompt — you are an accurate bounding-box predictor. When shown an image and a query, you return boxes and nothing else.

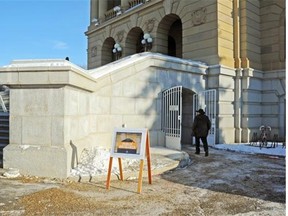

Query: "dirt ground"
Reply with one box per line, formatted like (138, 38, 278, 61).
(0, 147, 285, 216)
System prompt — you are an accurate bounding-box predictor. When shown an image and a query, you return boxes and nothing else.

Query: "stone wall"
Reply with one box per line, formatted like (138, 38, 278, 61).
(0, 54, 208, 178)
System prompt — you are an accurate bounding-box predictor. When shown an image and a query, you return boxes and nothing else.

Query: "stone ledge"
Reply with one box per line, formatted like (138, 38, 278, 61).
(0, 60, 97, 92)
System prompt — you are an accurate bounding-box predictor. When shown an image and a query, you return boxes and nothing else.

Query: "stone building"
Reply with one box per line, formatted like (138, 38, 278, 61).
(0, 0, 285, 178)
(86, 0, 286, 142)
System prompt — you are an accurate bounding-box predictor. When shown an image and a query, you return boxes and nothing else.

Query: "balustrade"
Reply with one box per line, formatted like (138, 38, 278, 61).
(103, 0, 149, 21)
(128, 0, 146, 8)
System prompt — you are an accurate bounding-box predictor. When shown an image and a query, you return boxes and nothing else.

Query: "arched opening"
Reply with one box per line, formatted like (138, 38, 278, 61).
(107, 0, 121, 10)
(101, 37, 115, 65)
(157, 14, 182, 58)
(168, 36, 176, 57)
(169, 19, 182, 58)
(161, 86, 195, 150)
(181, 88, 194, 146)
(125, 27, 144, 56)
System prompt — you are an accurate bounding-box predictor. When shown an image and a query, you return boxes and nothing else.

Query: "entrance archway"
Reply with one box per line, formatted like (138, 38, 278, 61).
(161, 86, 195, 150)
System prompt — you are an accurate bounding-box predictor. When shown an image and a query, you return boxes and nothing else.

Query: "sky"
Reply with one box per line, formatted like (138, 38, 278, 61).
(0, 0, 89, 68)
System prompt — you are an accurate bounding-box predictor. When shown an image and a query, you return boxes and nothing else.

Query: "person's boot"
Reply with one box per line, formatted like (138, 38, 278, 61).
(195, 151, 200, 155)
(205, 152, 209, 157)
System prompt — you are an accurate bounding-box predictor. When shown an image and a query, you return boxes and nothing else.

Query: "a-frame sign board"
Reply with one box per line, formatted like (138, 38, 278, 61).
(106, 128, 152, 193)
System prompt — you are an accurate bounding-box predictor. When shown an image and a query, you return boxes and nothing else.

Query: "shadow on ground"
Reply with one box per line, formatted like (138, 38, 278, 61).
(161, 147, 285, 204)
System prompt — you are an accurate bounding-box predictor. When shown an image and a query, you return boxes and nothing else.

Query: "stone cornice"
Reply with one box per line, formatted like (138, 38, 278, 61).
(0, 60, 97, 92)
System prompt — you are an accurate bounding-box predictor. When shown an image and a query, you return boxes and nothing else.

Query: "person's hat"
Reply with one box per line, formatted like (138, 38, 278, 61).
(196, 108, 205, 114)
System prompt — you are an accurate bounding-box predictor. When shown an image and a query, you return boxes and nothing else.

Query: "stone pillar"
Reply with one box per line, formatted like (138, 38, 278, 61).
(0, 60, 97, 178)
(234, 68, 242, 142)
(99, 0, 107, 20)
(90, 0, 98, 21)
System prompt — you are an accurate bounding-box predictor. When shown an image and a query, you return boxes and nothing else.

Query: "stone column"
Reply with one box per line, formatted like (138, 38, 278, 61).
(99, 0, 108, 20)
(234, 68, 243, 142)
(90, 0, 98, 21)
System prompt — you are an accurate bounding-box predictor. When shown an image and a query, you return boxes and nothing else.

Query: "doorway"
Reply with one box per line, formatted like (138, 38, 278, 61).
(161, 86, 195, 150)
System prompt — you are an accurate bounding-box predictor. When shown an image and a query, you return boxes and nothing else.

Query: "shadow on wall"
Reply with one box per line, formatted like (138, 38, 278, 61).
(138, 55, 207, 147)
(70, 140, 79, 169)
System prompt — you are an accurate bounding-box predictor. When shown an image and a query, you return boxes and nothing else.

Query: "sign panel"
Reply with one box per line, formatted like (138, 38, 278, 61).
(110, 128, 147, 159)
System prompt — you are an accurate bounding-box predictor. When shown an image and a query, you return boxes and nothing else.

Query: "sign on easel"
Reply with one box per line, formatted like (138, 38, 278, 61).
(106, 128, 152, 193)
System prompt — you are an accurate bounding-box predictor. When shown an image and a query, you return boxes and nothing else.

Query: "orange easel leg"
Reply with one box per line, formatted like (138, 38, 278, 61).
(106, 157, 113, 190)
(137, 159, 144, 193)
(118, 158, 124, 180)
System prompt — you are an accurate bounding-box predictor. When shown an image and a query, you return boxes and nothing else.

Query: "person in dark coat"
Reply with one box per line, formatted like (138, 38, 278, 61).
(192, 108, 211, 156)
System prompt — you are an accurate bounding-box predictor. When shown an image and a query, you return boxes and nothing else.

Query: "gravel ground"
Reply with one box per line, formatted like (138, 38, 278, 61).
(0, 147, 285, 216)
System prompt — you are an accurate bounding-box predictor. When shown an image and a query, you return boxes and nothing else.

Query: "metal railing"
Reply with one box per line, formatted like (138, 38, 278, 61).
(104, 7, 120, 21)
(128, 0, 146, 9)
(0, 95, 7, 112)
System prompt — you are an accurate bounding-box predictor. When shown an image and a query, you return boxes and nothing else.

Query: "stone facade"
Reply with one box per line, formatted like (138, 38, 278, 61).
(86, 0, 286, 142)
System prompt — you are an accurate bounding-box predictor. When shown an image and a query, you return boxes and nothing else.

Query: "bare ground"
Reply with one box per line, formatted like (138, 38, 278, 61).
(0, 147, 285, 216)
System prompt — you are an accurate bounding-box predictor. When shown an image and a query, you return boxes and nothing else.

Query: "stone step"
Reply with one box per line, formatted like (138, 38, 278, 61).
(0, 136, 9, 143)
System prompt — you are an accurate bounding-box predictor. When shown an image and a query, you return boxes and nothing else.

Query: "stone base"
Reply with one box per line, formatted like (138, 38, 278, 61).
(3, 144, 70, 178)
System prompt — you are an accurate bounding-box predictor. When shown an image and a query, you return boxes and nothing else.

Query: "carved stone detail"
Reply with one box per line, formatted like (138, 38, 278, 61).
(91, 46, 97, 57)
(145, 19, 155, 33)
(116, 30, 125, 42)
(191, 7, 207, 26)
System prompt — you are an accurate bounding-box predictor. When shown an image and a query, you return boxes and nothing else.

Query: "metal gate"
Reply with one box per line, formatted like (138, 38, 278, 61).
(193, 89, 216, 145)
(161, 86, 182, 150)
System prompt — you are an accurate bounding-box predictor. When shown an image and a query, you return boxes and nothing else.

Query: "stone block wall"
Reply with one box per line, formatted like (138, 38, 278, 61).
(1, 54, 208, 178)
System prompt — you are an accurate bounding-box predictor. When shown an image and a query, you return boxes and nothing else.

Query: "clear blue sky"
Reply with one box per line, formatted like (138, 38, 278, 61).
(0, 0, 89, 67)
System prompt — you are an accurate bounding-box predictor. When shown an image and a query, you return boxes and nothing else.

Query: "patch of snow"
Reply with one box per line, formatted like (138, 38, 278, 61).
(19, 145, 30, 150)
(70, 147, 139, 177)
(213, 143, 286, 157)
(3, 168, 20, 178)
(70, 143, 285, 178)
(89, 52, 207, 79)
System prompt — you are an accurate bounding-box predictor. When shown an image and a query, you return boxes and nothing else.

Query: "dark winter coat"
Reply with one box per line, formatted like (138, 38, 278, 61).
(192, 114, 211, 137)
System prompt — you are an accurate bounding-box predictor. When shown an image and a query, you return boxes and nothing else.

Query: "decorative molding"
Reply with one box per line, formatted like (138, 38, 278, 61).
(191, 7, 207, 26)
